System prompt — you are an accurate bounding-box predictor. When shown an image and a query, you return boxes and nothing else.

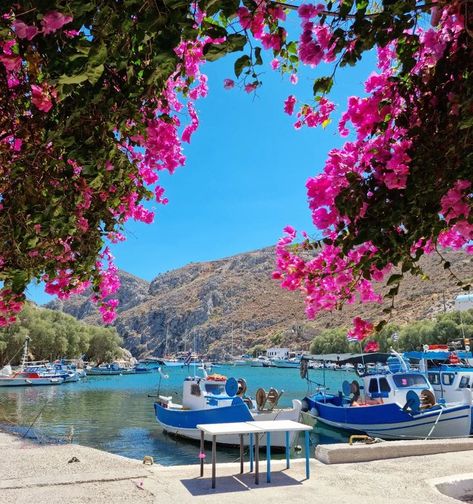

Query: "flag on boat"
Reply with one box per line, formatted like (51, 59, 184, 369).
(347, 334, 359, 343)
(392, 332, 399, 342)
(184, 351, 192, 365)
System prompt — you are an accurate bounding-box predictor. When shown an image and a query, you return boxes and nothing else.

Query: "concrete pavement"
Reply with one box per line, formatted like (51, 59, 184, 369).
(1, 431, 471, 504)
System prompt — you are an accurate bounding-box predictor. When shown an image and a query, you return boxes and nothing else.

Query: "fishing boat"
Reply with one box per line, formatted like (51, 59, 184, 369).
(23, 361, 82, 382)
(250, 355, 271, 367)
(133, 364, 153, 373)
(405, 346, 473, 405)
(86, 363, 124, 375)
(160, 358, 186, 368)
(154, 372, 302, 447)
(0, 338, 64, 387)
(300, 352, 472, 439)
(271, 357, 301, 368)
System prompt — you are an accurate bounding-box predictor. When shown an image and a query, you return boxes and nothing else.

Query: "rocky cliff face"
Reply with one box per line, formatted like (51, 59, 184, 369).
(46, 247, 472, 358)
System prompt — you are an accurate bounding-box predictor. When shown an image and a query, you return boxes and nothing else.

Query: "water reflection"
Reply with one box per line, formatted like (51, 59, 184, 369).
(0, 366, 351, 465)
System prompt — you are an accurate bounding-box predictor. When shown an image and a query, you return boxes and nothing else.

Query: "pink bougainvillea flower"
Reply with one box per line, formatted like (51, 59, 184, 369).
(223, 78, 235, 89)
(41, 11, 73, 35)
(12, 20, 38, 40)
(364, 340, 380, 353)
(31, 84, 55, 112)
(290, 73, 298, 85)
(284, 95, 297, 115)
(347, 317, 374, 342)
(0, 54, 21, 72)
(297, 3, 325, 19)
(270, 58, 280, 70)
(244, 83, 257, 93)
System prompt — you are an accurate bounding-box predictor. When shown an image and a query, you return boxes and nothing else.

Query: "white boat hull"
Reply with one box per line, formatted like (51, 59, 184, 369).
(0, 377, 63, 387)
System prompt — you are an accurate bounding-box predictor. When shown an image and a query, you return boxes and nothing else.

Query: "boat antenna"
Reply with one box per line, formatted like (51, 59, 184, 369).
(157, 366, 169, 396)
(390, 347, 408, 372)
(193, 330, 196, 377)
(322, 355, 326, 397)
(359, 340, 366, 370)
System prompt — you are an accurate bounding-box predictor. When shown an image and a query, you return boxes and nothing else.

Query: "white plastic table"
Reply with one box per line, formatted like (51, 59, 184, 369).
(196, 420, 312, 489)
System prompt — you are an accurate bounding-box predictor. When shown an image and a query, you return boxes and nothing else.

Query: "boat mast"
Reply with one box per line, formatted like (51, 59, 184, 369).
(164, 322, 169, 358)
(20, 336, 30, 372)
(231, 323, 234, 359)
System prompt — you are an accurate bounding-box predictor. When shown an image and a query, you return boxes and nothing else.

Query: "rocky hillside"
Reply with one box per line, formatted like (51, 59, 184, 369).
(46, 247, 472, 358)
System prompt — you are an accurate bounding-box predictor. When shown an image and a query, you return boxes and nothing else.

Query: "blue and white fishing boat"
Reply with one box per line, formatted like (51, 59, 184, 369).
(300, 352, 472, 439)
(405, 346, 473, 405)
(23, 361, 82, 382)
(154, 371, 302, 447)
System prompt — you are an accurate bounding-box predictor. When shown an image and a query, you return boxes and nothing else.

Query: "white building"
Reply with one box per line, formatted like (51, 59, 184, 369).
(266, 347, 290, 359)
(455, 294, 473, 312)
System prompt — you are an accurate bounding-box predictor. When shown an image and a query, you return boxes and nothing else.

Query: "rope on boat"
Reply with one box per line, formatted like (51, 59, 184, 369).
(424, 407, 444, 440)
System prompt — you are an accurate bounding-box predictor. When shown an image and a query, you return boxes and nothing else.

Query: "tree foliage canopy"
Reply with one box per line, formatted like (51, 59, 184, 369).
(0, 303, 122, 366)
(0, 1, 471, 341)
(309, 309, 473, 355)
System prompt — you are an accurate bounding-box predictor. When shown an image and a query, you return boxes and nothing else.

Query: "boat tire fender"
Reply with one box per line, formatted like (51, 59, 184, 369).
(237, 378, 247, 396)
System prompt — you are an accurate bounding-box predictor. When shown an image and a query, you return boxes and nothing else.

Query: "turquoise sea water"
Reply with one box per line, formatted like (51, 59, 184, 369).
(0, 365, 355, 465)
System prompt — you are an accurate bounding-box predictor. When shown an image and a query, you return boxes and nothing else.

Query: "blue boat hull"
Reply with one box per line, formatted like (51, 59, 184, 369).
(154, 401, 253, 430)
(303, 394, 471, 439)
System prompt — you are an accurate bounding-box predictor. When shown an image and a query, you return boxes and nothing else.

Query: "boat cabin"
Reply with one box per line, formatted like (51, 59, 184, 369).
(158, 374, 249, 411)
(404, 350, 473, 404)
(361, 372, 432, 406)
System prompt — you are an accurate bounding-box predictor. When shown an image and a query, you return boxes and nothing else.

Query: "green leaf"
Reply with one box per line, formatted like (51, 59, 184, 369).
(58, 73, 88, 85)
(339, 0, 355, 17)
(12, 271, 28, 294)
(88, 41, 108, 67)
(254, 47, 263, 66)
(226, 34, 247, 52)
(234, 55, 251, 77)
(375, 320, 387, 331)
(386, 273, 403, 286)
(356, 0, 369, 9)
(313, 76, 334, 95)
(86, 64, 105, 84)
(203, 43, 228, 62)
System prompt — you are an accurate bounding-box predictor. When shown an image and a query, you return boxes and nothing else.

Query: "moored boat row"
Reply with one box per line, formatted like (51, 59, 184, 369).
(152, 347, 473, 449)
(0, 337, 156, 387)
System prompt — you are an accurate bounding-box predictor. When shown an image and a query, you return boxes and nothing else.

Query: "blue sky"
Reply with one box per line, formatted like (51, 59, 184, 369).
(28, 40, 375, 305)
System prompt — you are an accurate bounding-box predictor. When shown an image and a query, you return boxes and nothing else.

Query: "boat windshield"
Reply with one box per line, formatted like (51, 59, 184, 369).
(204, 384, 226, 395)
(392, 374, 428, 388)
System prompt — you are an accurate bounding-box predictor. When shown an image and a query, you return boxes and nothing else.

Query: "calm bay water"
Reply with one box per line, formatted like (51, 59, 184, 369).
(0, 365, 354, 465)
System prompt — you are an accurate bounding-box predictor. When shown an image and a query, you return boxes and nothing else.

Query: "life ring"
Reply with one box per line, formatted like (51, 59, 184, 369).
(206, 374, 227, 382)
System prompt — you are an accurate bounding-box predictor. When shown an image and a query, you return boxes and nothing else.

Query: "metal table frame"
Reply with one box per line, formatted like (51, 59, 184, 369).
(197, 420, 312, 489)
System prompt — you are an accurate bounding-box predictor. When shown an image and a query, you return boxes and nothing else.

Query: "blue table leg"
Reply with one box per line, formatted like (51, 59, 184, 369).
(305, 430, 310, 479)
(249, 433, 254, 472)
(285, 431, 290, 469)
(266, 432, 271, 483)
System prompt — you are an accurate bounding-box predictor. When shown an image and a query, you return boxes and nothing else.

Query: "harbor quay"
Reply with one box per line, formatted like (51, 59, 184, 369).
(2, 431, 473, 504)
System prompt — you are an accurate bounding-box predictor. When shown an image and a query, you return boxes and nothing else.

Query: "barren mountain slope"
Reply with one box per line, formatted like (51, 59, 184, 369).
(47, 247, 472, 358)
